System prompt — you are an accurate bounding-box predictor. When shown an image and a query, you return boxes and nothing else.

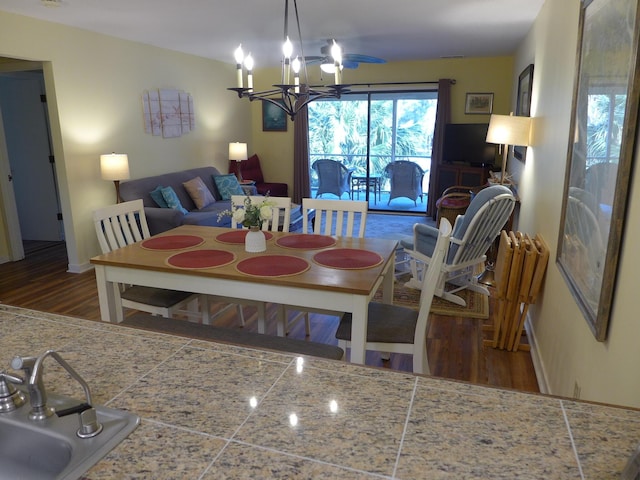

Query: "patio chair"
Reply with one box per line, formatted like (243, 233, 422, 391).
(402, 185, 515, 306)
(335, 218, 452, 374)
(312, 159, 353, 199)
(384, 160, 425, 206)
(278, 198, 368, 336)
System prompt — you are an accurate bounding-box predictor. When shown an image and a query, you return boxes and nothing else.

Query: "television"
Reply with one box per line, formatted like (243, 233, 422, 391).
(442, 123, 496, 167)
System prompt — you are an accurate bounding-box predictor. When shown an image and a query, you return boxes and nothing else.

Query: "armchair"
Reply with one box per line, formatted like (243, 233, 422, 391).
(228, 154, 288, 197)
(384, 161, 425, 206)
(312, 159, 353, 199)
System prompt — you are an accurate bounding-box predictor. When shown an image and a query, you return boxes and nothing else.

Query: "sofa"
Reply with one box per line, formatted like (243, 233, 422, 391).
(119, 166, 250, 235)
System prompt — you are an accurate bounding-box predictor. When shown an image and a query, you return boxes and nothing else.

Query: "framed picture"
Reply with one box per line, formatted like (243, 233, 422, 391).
(514, 64, 534, 161)
(557, 0, 640, 341)
(262, 100, 287, 132)
(465, 92, 493, 115)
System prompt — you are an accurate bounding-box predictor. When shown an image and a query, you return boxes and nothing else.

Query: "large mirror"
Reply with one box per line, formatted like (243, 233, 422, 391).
(557, 0, 640, 341)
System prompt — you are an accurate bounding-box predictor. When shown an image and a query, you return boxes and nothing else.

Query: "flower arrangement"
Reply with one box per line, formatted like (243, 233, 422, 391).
(218, 195, 275, 229)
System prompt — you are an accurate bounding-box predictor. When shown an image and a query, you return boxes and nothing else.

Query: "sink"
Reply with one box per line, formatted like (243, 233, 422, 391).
(0, 391, 139, 480)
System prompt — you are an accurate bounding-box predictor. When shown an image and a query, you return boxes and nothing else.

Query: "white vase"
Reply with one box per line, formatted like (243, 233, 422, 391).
(245, 226, 266, 253)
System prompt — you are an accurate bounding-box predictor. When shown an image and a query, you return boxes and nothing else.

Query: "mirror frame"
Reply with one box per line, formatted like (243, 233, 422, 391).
(557, 0, 640, 341)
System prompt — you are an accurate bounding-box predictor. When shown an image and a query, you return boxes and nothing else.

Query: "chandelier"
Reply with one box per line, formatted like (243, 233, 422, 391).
(228, 0, 349, 120)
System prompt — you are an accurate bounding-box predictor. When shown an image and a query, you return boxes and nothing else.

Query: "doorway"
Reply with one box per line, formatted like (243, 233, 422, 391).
(0, 65, 63, 260)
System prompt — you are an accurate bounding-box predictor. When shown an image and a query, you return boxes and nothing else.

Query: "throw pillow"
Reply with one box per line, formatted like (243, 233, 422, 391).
(214, 174, 244, 200)
(183, 176, 215, 209)
(160, 186, 188, 214)
(150, 185, 169, 208)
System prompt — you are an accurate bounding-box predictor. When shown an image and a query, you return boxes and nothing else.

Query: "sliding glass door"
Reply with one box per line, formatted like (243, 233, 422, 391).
(308, 90, 438, 212)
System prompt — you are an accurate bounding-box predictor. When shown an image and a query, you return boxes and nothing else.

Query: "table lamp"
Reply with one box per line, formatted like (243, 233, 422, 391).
(229, 142, 248, 182)
(100, 153, 130, 203)
(486, 113, 531, 184)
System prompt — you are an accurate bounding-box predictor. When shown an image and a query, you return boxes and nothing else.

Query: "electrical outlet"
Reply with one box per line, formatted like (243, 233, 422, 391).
(573, 381, 581, 399)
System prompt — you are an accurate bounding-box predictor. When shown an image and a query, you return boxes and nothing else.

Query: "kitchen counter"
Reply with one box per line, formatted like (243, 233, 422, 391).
(1, 305, 639, 479)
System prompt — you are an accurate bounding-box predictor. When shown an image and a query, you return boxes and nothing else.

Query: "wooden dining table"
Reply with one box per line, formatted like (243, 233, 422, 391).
(90, 225, 397, 365)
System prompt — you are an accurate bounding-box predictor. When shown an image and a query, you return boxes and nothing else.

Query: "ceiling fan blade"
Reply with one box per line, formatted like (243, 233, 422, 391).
(303, 56, 327, 65)
(342, 60, 360, 69)
(343, 53, 386, 64)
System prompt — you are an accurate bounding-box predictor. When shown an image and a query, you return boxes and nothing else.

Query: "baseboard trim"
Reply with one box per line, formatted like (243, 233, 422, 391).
(525, 315, 550, 395)
(68, 262, 93, 274)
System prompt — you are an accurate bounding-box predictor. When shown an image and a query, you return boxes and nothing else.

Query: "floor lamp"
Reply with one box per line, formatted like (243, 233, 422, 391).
(229, 142, 248, 182)
(479, 113, 531, 285)
(100, 153, 130, 203)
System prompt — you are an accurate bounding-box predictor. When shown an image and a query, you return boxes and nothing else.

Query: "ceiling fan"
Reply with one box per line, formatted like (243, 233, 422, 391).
(304, 39, 386, 71)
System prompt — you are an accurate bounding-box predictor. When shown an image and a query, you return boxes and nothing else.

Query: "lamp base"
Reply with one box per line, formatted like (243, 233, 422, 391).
(236, 161, 243, 183)
(477, 264, 496, 287)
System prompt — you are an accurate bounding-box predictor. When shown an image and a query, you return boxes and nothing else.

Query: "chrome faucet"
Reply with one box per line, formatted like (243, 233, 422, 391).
(11, 350, 103, 437)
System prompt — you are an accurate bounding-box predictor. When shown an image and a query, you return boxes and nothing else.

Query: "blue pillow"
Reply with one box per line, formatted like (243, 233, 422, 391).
(160, 186, 188, 214)
(214, 174, 244, 200)
(150, 185, 169, 208)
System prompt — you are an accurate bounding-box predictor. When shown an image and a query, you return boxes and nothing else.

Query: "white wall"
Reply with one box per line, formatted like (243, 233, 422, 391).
(514, 0, 640, 408)
(0, 11, 250, 271)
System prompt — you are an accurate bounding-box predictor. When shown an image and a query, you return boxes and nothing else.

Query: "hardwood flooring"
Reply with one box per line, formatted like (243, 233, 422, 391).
(0, 242, 539, 393)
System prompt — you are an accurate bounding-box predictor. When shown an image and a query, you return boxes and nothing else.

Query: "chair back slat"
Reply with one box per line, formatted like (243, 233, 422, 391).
(302, 198, 367, 238)
(230, 195, 292, 232)
(414, 218, 452, 346)
(93, 200, 150, 254)
(449, 191, 515, 265)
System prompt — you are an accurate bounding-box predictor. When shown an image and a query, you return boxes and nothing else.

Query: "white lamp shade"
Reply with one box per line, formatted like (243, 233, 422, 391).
(229, 142, 248, 161)
(486, 114, 532, 147)
(100, 153, 130, 181)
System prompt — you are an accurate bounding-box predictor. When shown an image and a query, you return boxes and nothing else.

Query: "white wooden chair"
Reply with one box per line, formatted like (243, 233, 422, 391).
(335, 218, 452, 375)
(278, 198, 368, 337)
(231, 195, 293, 333)
(230, 195, 292, 232)
(93, 200, 208, 322)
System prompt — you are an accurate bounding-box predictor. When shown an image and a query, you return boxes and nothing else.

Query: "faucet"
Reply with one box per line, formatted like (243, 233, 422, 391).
(11, 350, 103, 437)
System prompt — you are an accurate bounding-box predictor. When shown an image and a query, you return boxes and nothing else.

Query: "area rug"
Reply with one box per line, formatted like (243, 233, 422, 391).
(375, 273, 489, 319)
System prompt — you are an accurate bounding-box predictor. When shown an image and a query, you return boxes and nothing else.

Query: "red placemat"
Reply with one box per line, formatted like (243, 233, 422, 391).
(215, 230, 274, 244)
(236, 255, 310, 277)
(313, 248, 384, 270)
(166, 250, 236, 269)
(275, 234, 336, 250)
(141, 235, 204, 251)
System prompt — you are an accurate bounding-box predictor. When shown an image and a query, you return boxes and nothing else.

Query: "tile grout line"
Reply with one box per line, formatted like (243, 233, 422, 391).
(561, 400, 585, 480)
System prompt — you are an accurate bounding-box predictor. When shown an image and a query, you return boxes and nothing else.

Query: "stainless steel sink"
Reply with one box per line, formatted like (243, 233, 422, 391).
(0, 391, 139, 480)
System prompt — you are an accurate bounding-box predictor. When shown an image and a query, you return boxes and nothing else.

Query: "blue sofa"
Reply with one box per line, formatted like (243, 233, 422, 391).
(119, 166, 236, 235)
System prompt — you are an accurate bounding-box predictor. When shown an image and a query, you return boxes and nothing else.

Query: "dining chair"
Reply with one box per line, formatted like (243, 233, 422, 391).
(335, 218, 452, 375)
(278, 198, 369, 337)
(93, 199, 209, 322)
(231, 195, 293, 333)
(301, 197, 367, 237)
(230, 195, 292, 232)
(402, 184, 515, 306)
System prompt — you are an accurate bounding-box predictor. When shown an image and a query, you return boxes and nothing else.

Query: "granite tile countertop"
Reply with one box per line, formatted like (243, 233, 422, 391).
(1, 305, 639, 479)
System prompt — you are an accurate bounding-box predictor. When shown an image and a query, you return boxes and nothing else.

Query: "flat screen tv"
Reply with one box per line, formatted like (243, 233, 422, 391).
(442, 123, 496, 166)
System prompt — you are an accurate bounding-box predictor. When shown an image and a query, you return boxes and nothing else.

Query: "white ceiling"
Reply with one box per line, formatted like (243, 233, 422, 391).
(0, 0, 545, 67)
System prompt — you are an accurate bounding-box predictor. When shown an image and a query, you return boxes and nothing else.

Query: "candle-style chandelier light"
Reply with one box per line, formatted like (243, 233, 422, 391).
(228, 0, 349, 121)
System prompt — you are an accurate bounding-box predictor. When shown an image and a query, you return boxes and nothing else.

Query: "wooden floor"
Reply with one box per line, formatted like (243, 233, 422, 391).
(0, 242, 539, 393)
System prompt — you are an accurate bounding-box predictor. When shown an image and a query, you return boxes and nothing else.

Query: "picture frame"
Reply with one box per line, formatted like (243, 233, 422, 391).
(464, 92, 493, 115)
(262, 100, 288, 132)
(514, 64, 534, 161)
(557, 0, 640, 341)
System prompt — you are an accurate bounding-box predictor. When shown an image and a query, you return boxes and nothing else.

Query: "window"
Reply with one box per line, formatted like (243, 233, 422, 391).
(308, 90, 438, 211)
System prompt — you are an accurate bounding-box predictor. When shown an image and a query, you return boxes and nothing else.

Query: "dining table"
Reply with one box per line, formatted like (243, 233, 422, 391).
(90, 225, 398, 365)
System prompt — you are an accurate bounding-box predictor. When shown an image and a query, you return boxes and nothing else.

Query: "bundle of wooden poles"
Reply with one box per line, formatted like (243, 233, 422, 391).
(485, 231, 549, 352)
